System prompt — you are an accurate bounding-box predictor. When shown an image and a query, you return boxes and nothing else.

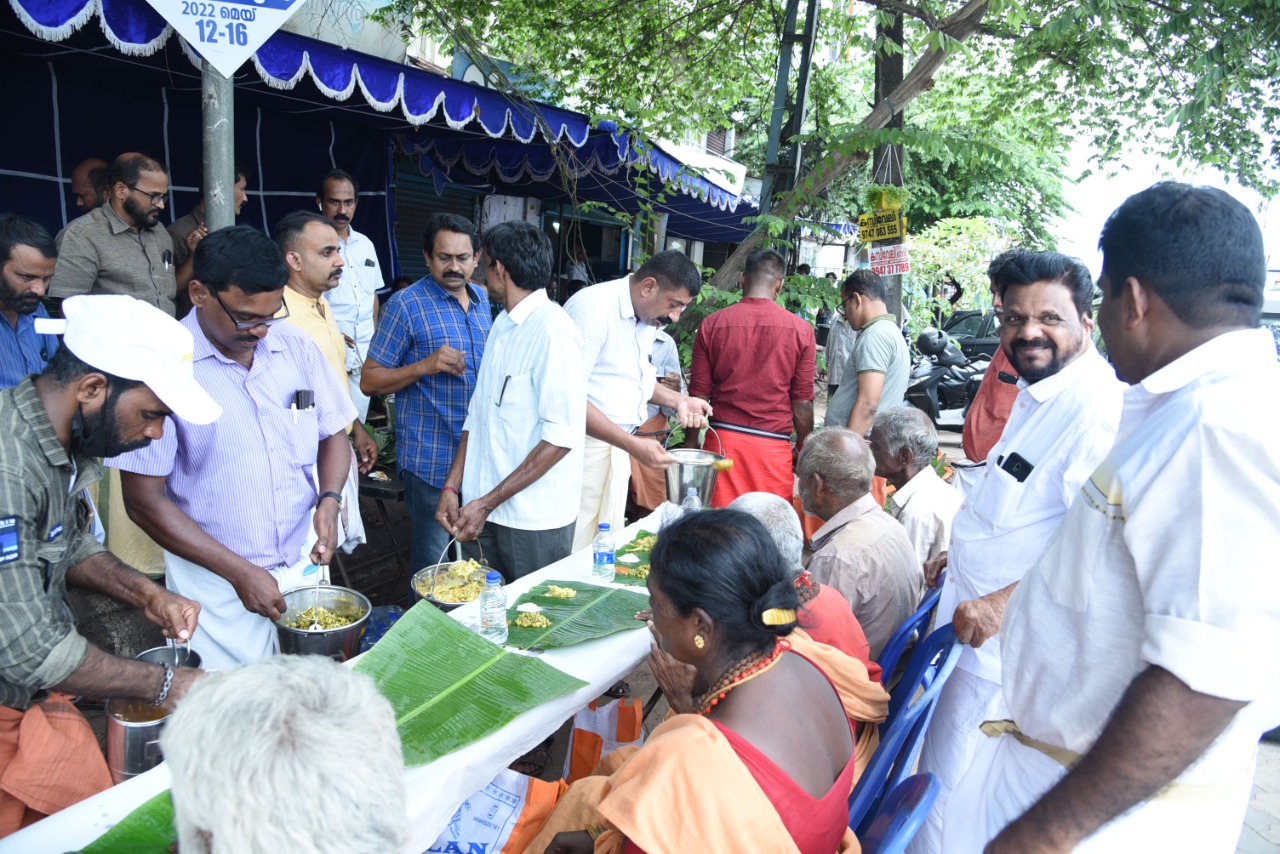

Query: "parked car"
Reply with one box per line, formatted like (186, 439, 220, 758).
(941, 309, 999, 360)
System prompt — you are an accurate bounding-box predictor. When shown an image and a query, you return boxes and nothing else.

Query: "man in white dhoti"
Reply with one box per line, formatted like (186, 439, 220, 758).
(944, 182, 1280, 852)
(909, 252, 1124, 853)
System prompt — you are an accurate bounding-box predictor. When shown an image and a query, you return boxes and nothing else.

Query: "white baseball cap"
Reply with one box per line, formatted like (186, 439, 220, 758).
(36, 295, 222, 425)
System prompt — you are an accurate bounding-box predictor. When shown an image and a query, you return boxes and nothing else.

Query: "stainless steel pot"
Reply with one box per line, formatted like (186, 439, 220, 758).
(410, 563, 485, 612)
(664, 448, 724, 506)
(274, 585, 371, 661)
(135, 645, 202, 670)
(105, 698, 168, 784)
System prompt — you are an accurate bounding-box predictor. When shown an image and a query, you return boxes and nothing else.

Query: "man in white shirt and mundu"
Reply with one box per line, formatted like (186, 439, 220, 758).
(946, 182, 1280, 852)
(564, 250, 712, 550)
(436, 221, 586, 580)
(910, 251, 1125, 854)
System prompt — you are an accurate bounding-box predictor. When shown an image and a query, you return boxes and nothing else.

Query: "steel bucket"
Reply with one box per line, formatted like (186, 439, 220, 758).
(105, 698, 168, 784)
(664, 448, 723, 507)
(274, 585, 371, 661)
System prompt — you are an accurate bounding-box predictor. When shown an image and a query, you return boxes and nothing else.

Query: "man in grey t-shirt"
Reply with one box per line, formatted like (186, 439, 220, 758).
(825, 269, 910, 433)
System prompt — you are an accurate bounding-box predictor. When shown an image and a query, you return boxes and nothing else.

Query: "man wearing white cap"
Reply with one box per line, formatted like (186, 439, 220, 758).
(113, 226, 357, 670)
(0, 294, 216, 836)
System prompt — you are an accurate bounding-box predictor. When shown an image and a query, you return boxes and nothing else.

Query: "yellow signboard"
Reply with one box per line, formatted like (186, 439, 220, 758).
(857, 209, 905, 242)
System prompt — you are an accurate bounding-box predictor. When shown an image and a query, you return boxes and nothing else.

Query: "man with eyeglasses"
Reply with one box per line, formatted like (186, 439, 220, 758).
(362, 212, 491, 574)
(907, 251, 1124, 854)
(111, 226, 357, 670)
(51, 153, 179, 316)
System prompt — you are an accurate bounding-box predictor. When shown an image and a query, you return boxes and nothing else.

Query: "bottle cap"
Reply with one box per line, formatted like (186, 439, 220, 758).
(687, 488, 696, 494)
(485, 571, 502, 585)
(599, 522, 610, 531)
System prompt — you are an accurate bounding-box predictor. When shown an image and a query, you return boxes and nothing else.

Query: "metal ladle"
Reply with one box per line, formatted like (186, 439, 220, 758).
(303, 563, 323, 630)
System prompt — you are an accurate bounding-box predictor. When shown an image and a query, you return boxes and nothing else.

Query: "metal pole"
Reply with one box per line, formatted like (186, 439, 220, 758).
(785, 0, 821, 189)
(202, 60, 236, 232)
(759, 0, 801, 217)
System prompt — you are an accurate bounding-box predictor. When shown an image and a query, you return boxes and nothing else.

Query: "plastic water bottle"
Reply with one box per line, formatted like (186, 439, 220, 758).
(592, 523, 615, 582)
(478, 571, 508, 645)
(681, 487, 701, 515)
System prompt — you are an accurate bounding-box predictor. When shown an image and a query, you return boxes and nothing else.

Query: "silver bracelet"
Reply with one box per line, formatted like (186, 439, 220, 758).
(152, 663, 174, 707)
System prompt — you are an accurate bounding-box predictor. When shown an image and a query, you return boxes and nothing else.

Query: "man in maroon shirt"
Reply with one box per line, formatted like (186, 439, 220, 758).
(689, 249, 815, 506)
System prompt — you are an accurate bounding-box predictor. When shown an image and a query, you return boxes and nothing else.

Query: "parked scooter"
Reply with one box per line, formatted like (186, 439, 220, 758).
(905, 328, 990, 431)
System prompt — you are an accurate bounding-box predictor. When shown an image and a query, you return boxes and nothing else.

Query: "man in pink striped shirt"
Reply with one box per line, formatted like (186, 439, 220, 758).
(112, 226, 356, 669)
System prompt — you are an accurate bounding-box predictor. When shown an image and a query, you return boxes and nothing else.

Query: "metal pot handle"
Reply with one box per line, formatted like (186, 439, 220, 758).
(700, 425, 722, 452)
(432, 537, 487, 598)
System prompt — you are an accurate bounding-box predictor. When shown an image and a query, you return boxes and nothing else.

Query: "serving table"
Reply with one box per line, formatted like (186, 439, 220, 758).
(2, 509, 661, 854)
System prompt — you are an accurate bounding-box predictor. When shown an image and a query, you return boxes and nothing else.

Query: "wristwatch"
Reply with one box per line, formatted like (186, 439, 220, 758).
(319, 491, 343, 508)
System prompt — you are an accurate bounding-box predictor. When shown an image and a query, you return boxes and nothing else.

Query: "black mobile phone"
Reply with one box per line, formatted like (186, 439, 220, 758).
(1000, 452, 1035, 483)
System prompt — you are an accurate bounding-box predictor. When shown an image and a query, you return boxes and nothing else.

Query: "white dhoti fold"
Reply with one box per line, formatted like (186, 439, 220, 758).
(943, 719, 1258, 853)
(573, 436, 632, 552)
(909, 666, 1006, 854)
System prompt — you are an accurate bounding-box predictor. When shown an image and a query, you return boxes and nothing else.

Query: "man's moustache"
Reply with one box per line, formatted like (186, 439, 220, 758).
(1013, 339, 1053, 350)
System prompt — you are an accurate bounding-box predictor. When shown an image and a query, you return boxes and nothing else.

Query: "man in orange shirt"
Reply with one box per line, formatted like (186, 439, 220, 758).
(960, 248, 1030, 463)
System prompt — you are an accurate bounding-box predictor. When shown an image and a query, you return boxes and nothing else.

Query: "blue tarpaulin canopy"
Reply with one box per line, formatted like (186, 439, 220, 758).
(3, 0, 767, 247)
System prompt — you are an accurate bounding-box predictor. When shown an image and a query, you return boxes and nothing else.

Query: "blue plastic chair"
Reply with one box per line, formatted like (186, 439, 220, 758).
(875, 572, 946, 684)
(848, 625, 961, 835)
(859, 773, 940, 854)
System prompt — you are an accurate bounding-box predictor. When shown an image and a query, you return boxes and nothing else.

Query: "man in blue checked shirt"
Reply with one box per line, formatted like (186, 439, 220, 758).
(362, 213, 491, 572)
(0, 215, 60, 389)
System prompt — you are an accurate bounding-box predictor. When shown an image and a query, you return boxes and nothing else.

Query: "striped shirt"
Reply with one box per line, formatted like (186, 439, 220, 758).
(367, 276, 491, 488)
(461, 289, 586, 530)
(0, 379, 105, 709)
(109, 312, 355, 569)
(0, 304, 59, 389)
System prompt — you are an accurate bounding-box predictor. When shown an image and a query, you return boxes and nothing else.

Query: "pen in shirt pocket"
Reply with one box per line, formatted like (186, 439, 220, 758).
(497, 375, 511, 407)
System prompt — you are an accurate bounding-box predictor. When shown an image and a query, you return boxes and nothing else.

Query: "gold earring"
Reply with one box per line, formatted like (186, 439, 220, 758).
(694, 634, 705, 649)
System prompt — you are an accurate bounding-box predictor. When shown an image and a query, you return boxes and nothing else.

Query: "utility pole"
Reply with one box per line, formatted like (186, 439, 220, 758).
(201, 61, 237, 231)
(871, 13, 905, 321)
(759, 0, 821, 230)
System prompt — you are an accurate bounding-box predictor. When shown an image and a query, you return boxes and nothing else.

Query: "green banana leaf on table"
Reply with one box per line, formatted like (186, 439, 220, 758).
(506, 581, 650, 650)
(611, 529, 657, 587)
(354, 600, 586, 766)
(76, 790, 174, 853)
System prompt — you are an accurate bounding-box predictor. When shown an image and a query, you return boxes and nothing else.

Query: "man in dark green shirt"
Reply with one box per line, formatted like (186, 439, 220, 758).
(0, 294, 219, 832)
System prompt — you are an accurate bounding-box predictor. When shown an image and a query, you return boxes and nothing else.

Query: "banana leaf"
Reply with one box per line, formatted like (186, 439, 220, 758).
(612, 529, 658, 587)
(506, 581, 650, 650)
(354, 601, 586, 766)
(76, 790, 174, 853)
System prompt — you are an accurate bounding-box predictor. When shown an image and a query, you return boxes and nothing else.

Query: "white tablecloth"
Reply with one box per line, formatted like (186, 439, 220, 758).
(2, 509, 663, 854)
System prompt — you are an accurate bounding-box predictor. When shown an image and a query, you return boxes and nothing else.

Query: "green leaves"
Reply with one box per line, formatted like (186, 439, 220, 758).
(354, 602, 586, 766)
(505, 581, 650, 650)
(77, 791, 175, 853)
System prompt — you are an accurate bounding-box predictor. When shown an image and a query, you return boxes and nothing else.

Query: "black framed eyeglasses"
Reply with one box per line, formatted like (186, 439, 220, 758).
(209, 287, 291, 331)
(126, 184, 167, 206)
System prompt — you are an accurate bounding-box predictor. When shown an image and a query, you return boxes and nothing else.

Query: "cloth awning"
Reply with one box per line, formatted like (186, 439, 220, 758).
(6, 0, 770, 243)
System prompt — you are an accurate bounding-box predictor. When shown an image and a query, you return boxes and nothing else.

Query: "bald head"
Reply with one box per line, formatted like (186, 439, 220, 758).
(70, 158, 109, 211)
(797, 428, 875, 518)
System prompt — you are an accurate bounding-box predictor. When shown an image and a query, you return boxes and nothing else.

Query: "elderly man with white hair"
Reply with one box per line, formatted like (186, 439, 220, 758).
(162, 655, 407, 853)
(729, 492, 880, 681)
(797, 429, 923, 659)
(868, 407, 961, 563)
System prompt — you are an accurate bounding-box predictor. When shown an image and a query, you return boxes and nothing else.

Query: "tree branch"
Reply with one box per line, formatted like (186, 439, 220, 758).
(708, 0, 991, 290)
